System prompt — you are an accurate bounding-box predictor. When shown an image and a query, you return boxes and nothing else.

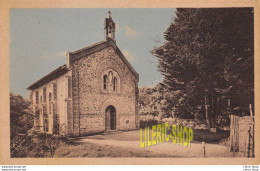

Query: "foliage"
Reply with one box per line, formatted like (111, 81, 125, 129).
(140, 118, 159, 128)
(151, 8, 254, 126)
(139, 83, 176, 118)
(9, 92, 70, 158)
(11, 131, 68, 158)
(10, 92, 34, 140)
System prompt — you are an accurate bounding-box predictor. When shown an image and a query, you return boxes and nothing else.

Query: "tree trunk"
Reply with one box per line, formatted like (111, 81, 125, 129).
(209, 92, 217, 132)
(205, 93, 217, 132)
(204, 96, 210, 129)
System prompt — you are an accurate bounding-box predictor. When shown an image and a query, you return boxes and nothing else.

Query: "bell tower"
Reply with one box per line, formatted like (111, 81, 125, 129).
(104, 11, 116, 41)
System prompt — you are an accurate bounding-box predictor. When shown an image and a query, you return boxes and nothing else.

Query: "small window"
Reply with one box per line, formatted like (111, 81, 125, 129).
(36, 91, 39, 104)
(53, 83, 57, 100)
(113, 77, 117, 91)
(103, 75, 108, 90)
(43, 87, 46, 103)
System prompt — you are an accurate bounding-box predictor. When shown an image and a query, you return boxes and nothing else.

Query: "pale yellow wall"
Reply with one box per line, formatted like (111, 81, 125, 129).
(56, 70, 72, 133)
(30, 70, 71, 135)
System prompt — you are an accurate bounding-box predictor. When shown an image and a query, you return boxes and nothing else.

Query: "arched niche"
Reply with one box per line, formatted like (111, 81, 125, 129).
(100, 98, 121, 130)
(96, 58, 123, 93)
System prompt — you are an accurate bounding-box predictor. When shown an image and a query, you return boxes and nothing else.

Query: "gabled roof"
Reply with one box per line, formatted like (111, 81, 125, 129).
(27, 65, 68, 90)
(68, 38, 139, 79)
(27, 39, 139, 90)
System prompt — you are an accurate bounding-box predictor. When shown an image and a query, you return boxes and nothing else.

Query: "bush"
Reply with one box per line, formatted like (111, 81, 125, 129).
(216, 109, 230, 128)
(140, 119, 158, 128)
(11, 131, 69, 158)
(10, 92, 34, 139)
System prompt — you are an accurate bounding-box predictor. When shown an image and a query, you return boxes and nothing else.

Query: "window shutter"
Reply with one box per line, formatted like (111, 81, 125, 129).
(53, 83, 57, 100)
(35, 91, 39, 104)
(43, 88, 46, 103)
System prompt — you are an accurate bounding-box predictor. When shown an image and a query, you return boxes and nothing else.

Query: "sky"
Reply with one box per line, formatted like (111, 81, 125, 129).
(10, 8, 176, 98)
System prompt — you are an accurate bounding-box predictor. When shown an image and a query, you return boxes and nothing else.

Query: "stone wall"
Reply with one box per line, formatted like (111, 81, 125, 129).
(71, 45, 139, 136)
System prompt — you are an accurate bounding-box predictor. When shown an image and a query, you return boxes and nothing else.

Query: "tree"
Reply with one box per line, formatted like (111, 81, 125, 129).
(10, 92, 34, 139)
(152, 8, 254, 129)
(10, 92, 35, 157)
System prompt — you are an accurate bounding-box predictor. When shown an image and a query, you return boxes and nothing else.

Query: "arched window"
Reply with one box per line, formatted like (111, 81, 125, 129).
(113, 77, 117, 91)
(103, 75, 108, 90)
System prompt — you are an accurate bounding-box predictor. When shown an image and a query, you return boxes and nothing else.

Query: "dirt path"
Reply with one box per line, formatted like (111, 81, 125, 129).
(78, 131, 232, 157)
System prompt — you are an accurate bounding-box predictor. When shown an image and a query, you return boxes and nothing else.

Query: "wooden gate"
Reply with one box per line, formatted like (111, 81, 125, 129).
(230, 115, 255, 157)
(230, 115, 239, 152)
(247, 126, 255, 157)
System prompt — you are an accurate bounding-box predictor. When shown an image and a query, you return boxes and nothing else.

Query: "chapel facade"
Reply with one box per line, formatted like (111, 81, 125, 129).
(27, 11, 140, 136)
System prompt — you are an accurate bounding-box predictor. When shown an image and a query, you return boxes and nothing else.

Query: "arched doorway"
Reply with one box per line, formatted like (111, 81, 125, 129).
(105, 105, 116, 130)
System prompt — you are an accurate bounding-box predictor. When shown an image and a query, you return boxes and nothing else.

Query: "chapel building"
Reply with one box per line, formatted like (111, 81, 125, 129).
(27, 11, 140, 136)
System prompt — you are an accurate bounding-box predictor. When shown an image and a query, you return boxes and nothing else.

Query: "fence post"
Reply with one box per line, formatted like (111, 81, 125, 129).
(249, 104, 253, 116)
(244, 139, 247, 157)
(248, 126, 251, 157)
(202, 141, 206, 157)
(230, 115, 233, 151)
(252, 125, 255, 157)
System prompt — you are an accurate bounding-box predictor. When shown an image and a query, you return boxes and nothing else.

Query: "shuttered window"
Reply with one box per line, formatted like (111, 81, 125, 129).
(35, 91, 39, 104)
(53, 83, 57, 100)
(43, 87, 46, 103)
(103, 75, 108, 90)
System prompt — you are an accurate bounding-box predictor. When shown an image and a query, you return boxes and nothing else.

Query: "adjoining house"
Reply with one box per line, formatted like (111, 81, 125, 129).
(27, 11, 140, 136)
